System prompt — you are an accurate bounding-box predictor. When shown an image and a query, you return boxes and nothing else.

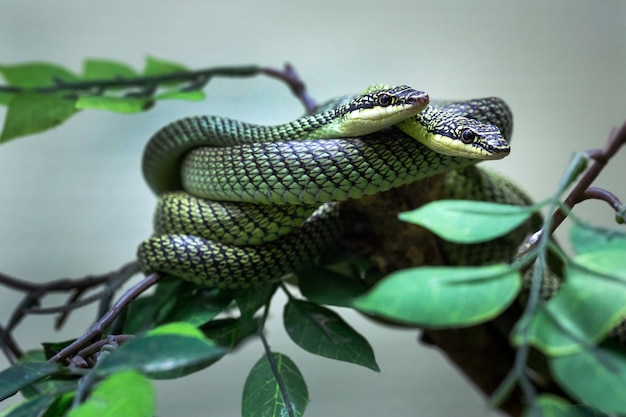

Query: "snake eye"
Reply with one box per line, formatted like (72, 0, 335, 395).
(377, 93, 392, 107)
(461, 129, 476, 144)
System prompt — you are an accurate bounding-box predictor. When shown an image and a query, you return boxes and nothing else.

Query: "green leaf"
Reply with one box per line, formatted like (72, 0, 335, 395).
(82, 59, 137, 80)
(570, 223, 626, 255)
(242, 353, 309, 417)
(0, 92, 78, 142)
(523, 394, 594, 417)
(353, 264, 521, 327)
(0, 91, 15, 105)
(399, 200, 535, 243)
(235, 283, 278, 319)
(200, 317, 259, 348)
(550, 347, 626, 414)
(156, 89, 205, 101)
(95, 322, 226, 379)
(0, 62, 77, 87)
(75, 95, 152, 113)
(518, 252, 626, 355)
(42, 392, 74, 417)
(16, 350, 77, 399)
(0, 362, 61, 401)
(0, 394, 59, 417)
(298, 266, 368, 308)
(67, 371, 154, 417)
(283, 299, 379, 371)
(143, 56, 187, 77)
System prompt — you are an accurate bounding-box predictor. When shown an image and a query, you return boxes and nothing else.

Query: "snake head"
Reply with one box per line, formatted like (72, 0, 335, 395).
(335, 85, 429, 137)
(397, 102, 512, 160)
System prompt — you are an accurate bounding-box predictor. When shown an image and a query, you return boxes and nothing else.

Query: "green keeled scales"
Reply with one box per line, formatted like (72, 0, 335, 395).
(137, 85, 512, 288)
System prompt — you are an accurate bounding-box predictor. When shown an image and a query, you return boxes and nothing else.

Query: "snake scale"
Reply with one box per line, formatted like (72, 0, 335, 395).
(137, 84, 513, 288)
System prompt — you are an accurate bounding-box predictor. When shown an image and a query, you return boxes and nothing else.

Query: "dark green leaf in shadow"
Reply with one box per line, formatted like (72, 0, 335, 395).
(0, 63, 77, 87)
(66, 371, 154, 417)
(234, 283, 278, 319)
(82, 59, 137, 80)
(0, 362, 61, 401)
(16, 350, 77, 399)
(242, 353, 308, 417)
(200, 317, 259, 348)
(298, 266, 368, 307)
(550, 347, 626, 414)
(399, 200, 535, 243)
(95, 322, 226, 379)
(353, 264, 520, 327)
(0, 92, 78, 142)
(284, 299, 379, 371)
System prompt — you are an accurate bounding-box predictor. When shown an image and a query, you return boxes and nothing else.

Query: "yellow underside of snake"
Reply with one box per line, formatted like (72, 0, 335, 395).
(136, 84, 513, 288)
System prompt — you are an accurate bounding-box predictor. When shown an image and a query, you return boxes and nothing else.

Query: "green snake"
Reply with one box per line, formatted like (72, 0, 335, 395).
(137, 85, 512, 288)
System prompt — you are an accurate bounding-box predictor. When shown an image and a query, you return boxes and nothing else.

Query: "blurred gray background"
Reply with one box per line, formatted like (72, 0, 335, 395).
(0, 0, 624, 416)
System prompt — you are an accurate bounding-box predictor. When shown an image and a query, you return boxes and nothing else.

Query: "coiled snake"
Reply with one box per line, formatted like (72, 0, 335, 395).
(136, 85, 512, 288)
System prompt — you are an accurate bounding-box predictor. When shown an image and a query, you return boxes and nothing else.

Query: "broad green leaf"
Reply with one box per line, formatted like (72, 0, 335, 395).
(517, 254, 626, 355)
(550, 347, 626, 414)
(75, 95, 152, 113)
(95, 322, 226, 379)
(570, 223, 626, 255)
(17, 350, 76, 399)
(0, 362, 61, 401)
(0, 394, 59, 417)
(399, 200, 534, 243)
(242, 353, 308, 417)
(0, 91, 15, 105)
(283, 299, 379, 371)
(523, 395, 593, 417)
(298, 266, 368, 307)
(67, 371, 154, 417)
(143, 56, 187, 77)
(353, 264, 520, 327)
(0, 63, 77, 87)
(0, 92, 78, 142)
(41, 392, 74, 417)
(82, 59, 137, 80)
(156, 89, 205, 101)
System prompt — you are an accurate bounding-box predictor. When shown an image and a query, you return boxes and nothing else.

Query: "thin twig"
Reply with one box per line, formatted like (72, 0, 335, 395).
(47, 273, 160, 364)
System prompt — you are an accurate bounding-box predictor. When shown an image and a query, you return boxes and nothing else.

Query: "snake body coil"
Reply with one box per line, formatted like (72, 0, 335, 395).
(137, 85, 513, 288)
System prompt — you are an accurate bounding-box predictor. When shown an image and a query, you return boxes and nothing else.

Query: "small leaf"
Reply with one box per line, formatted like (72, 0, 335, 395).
(523, 394, 593, 417)
(95, 322, 226, 379)
(0, 92, 78, 142)
(242, 353, 308, 417)
(570, 223, 626, 255)
(0, 91, 15, 105)
(0, 62, 77, 87)
(67, 371, 154, 417)
(82, 59, 137, 80)
(284, 299, 379, 371)
(399, 200, 534, 243)
(75, 95, 151, 113)
(550, 347, 626, 414)
(143, 56, 187, 77)
(298, 266, 368, 307)
(354, 264, 520, 327)
(0, 362, 61, 401)
(156, 89, 205, 101)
